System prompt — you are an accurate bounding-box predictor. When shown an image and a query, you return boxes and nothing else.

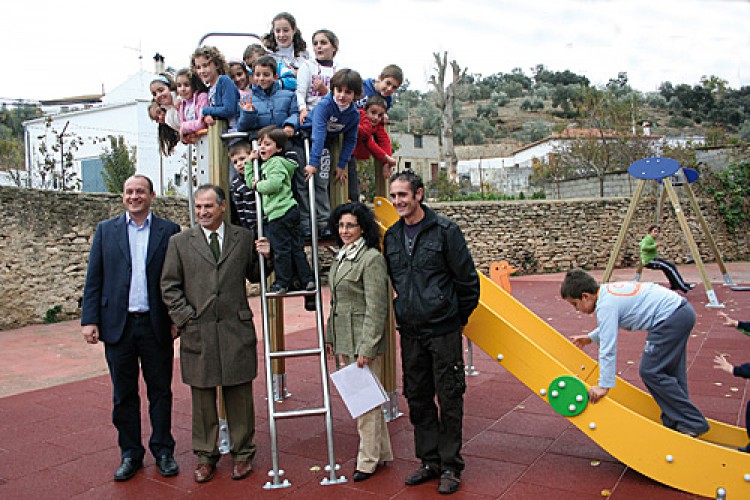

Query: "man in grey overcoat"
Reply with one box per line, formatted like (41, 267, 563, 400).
(161, 184, 270, 483)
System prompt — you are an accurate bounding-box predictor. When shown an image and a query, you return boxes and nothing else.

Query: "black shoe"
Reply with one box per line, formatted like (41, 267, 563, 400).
(353, 469, 375, 482)
(156, 454, 179, 477)
(305, 281, 316, 291)
(268, 282, 288, 294)
(738, 443, 750, 453)
(438, 470, 461, 494)
(405, 463, 440, 485)
(114, 457, 143, 481)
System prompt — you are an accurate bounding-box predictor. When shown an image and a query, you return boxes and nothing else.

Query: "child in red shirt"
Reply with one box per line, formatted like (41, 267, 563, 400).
(353, 95, 397, 181)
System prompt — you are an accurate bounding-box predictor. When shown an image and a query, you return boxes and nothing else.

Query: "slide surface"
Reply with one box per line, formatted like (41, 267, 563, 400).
(374, 197, 750, 498)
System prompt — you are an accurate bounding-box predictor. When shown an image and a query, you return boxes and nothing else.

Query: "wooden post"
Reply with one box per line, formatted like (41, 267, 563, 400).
(662, 179, 723, 307)
(207, 120, 232, 445)
(269, 292, 288, 400)
(680, 173, 735, 286)
(329, 136, 349, 206)
(208, 121, 230, 214)
(603, 179, 646, 283)
(374, 158, 389, 198)
(656, 183, 667, 223)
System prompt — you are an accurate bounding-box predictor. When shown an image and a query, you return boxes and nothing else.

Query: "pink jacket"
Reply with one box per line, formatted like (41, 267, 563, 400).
(179, 92, 209, 135)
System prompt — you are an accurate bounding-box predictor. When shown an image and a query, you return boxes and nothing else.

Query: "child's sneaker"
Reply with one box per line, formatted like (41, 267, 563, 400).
(268, 283, 288, 294)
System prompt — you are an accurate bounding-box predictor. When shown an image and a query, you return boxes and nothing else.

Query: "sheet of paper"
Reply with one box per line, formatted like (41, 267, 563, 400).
(329, 362, 388, 419)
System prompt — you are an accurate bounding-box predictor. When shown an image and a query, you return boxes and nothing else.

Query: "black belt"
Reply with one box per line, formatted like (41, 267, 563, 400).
(128, 311, 149, 318)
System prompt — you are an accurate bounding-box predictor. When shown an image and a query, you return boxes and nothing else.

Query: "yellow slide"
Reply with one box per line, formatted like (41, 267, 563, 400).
(374, 197, 750, 498)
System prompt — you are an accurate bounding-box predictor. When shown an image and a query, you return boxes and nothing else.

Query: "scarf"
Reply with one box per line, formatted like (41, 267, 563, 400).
(336, 237, 365, 262)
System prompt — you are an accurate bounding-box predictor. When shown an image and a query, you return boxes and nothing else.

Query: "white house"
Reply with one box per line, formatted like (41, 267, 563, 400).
(457, 158, 535, 197)
(16, 70, 188, 195)
(391, 132, 440, 182)
(457, 129, 706, 197)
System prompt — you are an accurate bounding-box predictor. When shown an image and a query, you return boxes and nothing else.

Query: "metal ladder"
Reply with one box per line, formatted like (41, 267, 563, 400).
(251, 138, 346, 489)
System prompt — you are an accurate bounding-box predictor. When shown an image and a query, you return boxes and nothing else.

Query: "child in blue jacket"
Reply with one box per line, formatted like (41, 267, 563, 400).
(299, 68, 362, 239)
(237, 55, 299, 135)
(191, 46, 239, 129)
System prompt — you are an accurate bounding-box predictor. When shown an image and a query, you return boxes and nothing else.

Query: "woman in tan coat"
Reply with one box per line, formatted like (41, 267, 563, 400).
(325, 202, 393, 482)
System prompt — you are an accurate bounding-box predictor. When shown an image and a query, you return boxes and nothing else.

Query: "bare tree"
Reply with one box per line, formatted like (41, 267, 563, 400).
(552, 87, 656, 196)
(430, 52, 462, 184)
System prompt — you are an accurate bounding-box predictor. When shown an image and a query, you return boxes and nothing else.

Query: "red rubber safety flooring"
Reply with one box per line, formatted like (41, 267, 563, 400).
(1, 263, 749, 499)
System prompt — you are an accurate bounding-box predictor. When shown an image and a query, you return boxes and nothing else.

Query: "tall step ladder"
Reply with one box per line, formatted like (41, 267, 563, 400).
(251, 138, 346, 489)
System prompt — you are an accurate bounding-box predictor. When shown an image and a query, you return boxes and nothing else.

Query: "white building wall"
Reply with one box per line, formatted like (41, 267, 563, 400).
(457, 158, 535, 196)
(22, 101, 187, 194)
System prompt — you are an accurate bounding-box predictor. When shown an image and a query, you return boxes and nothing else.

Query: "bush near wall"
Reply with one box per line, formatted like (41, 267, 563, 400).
(1, 186, 747, 329)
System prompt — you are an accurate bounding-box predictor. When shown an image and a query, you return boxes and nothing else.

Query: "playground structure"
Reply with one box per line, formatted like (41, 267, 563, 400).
(373, 196, 750, 499)
(183, 43, 749, 495)
(187, 32, 398, 487)
(602, 157, 735, 308)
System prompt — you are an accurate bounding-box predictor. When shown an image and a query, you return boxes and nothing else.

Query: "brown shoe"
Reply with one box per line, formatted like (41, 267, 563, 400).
(438, 470, 461, 495)
(405, 464, 440, 485)
(232, 461, 253, 480)
(193, 463, 215, 483)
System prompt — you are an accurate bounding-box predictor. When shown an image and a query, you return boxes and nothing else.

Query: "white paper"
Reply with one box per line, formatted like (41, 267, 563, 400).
(330, 363, 388, 419)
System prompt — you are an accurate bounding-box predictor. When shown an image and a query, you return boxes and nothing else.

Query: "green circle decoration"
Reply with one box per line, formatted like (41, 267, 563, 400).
(547, 375, 589, 417)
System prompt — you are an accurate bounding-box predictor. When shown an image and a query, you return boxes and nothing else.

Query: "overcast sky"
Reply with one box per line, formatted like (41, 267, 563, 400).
(4, 0, 748, 102)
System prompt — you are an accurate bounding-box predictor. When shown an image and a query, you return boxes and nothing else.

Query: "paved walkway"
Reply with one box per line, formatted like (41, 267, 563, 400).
(0, 263, 748, 498)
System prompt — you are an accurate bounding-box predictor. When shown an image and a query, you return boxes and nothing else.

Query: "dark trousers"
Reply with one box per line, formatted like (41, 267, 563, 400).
(639, 301, 710, 435)
(400, 331, 466, 475)
(645, 258, 689, 291)
(104, 314, 175, 459)
(266, 205, 312, 288)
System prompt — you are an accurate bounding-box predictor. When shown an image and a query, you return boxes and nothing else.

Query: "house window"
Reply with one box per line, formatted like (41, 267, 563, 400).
(413, 135, 423, 148)
(174, 173, 182, 186)
(431, 163, 439, 180)
(404, 161, 412, 170)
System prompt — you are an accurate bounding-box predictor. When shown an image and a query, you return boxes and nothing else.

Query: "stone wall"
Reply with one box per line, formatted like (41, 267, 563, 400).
(0, 187, 191, 330)
(1, 186, 747, 329)
(434, 198, 748, 276)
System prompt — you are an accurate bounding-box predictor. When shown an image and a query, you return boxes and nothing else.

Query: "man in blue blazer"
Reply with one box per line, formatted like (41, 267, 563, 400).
(81, 175, 181, 481)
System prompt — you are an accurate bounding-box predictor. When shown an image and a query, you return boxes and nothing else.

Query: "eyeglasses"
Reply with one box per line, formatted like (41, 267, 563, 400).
(338, 223, 359, 230)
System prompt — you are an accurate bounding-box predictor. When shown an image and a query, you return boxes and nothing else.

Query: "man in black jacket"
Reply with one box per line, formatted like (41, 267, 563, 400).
(383, 171, 480, 495)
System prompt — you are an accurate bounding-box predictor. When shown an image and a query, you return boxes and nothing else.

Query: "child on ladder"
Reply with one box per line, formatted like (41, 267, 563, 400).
(249, 125, 314, 295)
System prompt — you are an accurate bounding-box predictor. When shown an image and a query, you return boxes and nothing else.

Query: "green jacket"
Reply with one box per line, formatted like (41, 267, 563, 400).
(250, 155, 297, 222)
(639, 233, 657, 265)
(326, 246, 389, 359)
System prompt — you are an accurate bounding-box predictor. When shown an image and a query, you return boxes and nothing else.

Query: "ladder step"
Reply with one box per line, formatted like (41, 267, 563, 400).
(266, 290, 316, 298)
(273, 407, 328, 419)
(221, 131, 250, 141)
(269, 347, 322, 359)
